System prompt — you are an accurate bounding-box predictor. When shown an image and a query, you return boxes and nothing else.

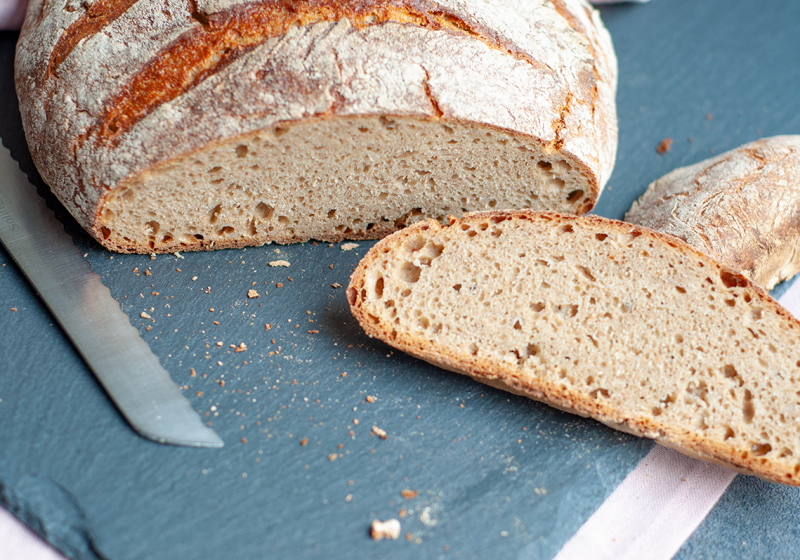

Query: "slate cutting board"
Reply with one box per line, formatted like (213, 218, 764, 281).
(2, 1, 800, 559)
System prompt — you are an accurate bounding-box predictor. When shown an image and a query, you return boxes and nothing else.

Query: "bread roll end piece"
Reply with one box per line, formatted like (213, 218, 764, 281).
(348, 210, 800, 485)
(93, 117, 597, 253)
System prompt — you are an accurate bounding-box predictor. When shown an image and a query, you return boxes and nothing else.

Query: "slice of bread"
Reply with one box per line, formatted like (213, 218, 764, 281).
(347, 210, 800, 485)
(626, 136, 800, 290)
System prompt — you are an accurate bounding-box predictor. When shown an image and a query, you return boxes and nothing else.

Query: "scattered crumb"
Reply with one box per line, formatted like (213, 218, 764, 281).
(235, 343, 247, 352)
(276, 283, 283, 288)
(190, 368, 196, 377)
(174, 252, 183, 259)
(366, 395, 376, 403)
(353, 419, 359, 425)
(144, 269, 152, 276)
(241, 437, 247, 444)
(196, 391, 203, 397)
(372, 426, 388, 439)
(341, 243, 359, 251)
(345, 494, 353, 502)
(300, 438, 309, 446)
(10, 307, 17, 312)
(216, 341, 223, 347)
(328, 453, 337, 462)
(140, 312, 151, 319)
(247, 289, 260, 299)
(371, 519, 401, 541)
(191, 276, 198, 281)
(657, 138, 673, 154)
(706, 113, 713, 120)
(405, 533, 413, 542)
(399, 509, 407, 518)
(308, 330, 319, 334)
(331, 283, 342, 289)
(419, 507, 437, 527)
(401, 489, 419, 500)
(269, 260, 291, 267)
(265, 324, 272, 331)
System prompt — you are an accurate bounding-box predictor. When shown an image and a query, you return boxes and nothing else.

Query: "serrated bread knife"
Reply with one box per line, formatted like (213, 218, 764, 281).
(0, 144, 223, 448)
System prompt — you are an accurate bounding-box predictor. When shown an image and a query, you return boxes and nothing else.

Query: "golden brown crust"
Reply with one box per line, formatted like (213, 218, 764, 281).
(348, 210, 800, 485)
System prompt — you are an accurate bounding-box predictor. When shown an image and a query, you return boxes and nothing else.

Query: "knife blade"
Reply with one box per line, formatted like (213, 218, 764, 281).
(0, 144, 223, 448)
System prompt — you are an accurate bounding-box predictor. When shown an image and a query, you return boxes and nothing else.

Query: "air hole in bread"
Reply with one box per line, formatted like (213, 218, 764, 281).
(743, 390, 755, 423)
(374, 277, 384, 298)
(560, 224, 574, 234)
(100, 226, 111, 240)
(146, 220, 160, 235)
(399, 262, 421, 283)
(235, 145, 248, 158)
(720, 270, 748, 289)
(578, 266, 596, 282)
(590, 388, 610, 399)
(566, 189, 584, 203)
(752, 443, 772, 456)
(453, 284, 462, 292)
(218, 226, 234, 236)
(255, 202, 274, 220)
(209, 205, 221, 224)
(752, 308, 763, 320)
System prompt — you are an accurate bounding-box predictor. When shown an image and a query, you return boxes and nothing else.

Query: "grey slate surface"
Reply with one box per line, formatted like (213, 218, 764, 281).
(2, 1, 800, 558)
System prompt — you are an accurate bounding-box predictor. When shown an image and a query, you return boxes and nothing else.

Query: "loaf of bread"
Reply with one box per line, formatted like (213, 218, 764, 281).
(348, 210, 800, 484)
(626, 136, 800, 290)
(15, 0, 617, 253)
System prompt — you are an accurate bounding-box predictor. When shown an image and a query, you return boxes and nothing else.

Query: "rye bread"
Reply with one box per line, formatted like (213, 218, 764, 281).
(15, 0, 617, 253)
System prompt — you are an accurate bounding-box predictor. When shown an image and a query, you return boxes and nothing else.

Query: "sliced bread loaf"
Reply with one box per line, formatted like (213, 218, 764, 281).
(348, 210, 800, 484)
(16, 0, 616, 253)
(626, 136, 800, 290)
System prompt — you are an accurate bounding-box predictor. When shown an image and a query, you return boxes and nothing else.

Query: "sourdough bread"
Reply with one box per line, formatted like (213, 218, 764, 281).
(348, 210, 800, 485)
(626, 136, 800, 290)
(15, 0, 616, 253)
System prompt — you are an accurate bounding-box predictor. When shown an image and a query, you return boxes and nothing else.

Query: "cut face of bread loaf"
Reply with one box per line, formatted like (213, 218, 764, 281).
(348, 211, 800, 485)
(16, 0, 617, 253)
(626, 136, 800, 290)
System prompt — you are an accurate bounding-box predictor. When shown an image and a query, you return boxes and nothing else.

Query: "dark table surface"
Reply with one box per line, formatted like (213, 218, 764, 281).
(3, 1, 800, 559)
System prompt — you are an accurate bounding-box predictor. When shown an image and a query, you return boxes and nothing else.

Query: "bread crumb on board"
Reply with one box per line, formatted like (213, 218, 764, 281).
(269, 260, 291, 267)
(657, 138, 673, 154)
(247, 289, 260, 298)
(371, 519, 401, 541)
(340, 243, 359, 251)
(400, 489, 418, 500)
(372, 426, 388, 439)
